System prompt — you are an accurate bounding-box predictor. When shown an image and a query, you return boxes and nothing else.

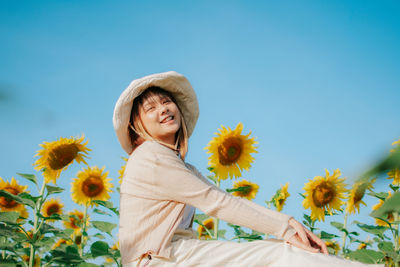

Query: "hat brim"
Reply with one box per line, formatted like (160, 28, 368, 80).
(113, 71, 199, 154)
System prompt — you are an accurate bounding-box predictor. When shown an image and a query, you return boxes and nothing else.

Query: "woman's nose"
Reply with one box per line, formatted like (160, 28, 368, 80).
(159, 103, 169, 114)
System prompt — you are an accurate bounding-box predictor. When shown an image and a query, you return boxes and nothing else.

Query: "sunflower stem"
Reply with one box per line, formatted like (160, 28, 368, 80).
(80, 202, 89, 257)
(29, 179, 46, 267)
(214, 179, 220, 240)
(341, 212, 348, 254)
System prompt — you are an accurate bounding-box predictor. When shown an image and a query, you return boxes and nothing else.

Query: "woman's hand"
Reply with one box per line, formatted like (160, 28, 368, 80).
(286, 218, 328, 255)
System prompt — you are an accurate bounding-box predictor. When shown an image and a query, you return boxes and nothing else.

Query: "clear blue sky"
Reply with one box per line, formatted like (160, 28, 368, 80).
(1, 0, 400, 247)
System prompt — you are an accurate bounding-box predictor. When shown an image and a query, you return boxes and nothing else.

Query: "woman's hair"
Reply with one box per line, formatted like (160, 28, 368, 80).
(129, 86, 188, 159)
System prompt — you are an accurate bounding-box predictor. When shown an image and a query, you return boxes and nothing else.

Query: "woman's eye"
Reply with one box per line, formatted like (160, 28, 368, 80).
(163, 100, 171, 104)
(145, 106, 154, 112)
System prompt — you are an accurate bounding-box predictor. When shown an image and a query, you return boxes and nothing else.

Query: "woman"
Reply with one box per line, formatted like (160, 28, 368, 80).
(113, 71, 381, 266)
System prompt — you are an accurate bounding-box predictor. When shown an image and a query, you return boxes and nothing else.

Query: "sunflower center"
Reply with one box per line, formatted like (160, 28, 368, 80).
(81, 176, 104, 197)
(218, 137, 243, 165)
(312, 182, 336, 208)
(47, 204, 60, 216)
(354, 184, 367, 203)
(0, 186, 20, 208)
(48, 144, 79, 170)
(238, 185, 251, 196)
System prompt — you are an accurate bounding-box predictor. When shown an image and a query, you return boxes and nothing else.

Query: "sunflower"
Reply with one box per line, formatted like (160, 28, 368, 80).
(41, 198, 64, 221)
(0, 177, 28, 215)
(198, 218, 215, 240)
(63, 209, 90, 233)
(34, 135, 90, 184)
(118, 157, 128, 184)
(272, 182, 290, 212)
(346, 179, 375, 214)
(205, 123, 258, 180)
(230, 179, 259, 200)
(372, 191, 394, 226)
(71, 166, 113, 206)
(52, 238, 73, 249)
(302, 169, 347, 221)
(325, 240, 340, 255)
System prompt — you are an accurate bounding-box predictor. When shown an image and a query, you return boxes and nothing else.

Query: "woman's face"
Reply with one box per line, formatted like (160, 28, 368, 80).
(137, 94, 181, 145)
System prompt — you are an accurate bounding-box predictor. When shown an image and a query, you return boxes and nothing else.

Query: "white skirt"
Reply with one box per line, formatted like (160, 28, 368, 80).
(124, 229, 383, 267)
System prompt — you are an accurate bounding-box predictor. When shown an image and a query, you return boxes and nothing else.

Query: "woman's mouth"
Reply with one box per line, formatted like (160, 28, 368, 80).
(161, 115, 174, 123)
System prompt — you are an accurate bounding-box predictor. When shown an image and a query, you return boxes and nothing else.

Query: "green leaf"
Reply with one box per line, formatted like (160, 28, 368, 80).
(19, 192, 40, 208)
(367, 192, 388, 200)
(45, 185, 64, 195)
(50, 245, 83, 264)
(389, 184, 399, 192)
(91, 200, 119, 216)
(90, 241, 111, 257)
(0, 190, 35, 209)
(93, 208, 111, 216)
(356, 223, 388, 239)
(320, 231, 339, 240)
(378, 241, 394, 254)
(16, 173, 38, 186)
(303, 214, 312, 225)
(0, 212, 20, 224)
(370, 191, 400, 218)
(93, 233, 106, 240)
(361, 148, 400, 178)
(330, 221, 344, 231)
(91, 221, 117, 237)
(347, 249, 384, 264)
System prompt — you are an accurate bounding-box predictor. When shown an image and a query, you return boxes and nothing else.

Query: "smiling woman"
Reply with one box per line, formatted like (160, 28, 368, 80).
(112, 71, 383, 267)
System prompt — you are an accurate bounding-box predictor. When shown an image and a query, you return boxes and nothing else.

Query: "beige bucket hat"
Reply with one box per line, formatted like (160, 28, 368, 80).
(113, 71, 199, 154)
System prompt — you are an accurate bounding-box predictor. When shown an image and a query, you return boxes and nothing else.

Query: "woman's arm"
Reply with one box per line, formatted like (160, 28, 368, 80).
(145, 142, 292, 240)
(187, 163, 328, 254)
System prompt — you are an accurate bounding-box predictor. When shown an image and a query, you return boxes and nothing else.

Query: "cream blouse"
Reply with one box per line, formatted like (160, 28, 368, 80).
(119, 140, 296, 265)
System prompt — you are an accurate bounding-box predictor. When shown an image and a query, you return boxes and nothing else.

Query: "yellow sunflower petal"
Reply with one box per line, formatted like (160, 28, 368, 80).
(118, 157, 128, 184)
(205, 123, 258, 180)
(71, 166, 113, 206)
(33, 135, 91, 184)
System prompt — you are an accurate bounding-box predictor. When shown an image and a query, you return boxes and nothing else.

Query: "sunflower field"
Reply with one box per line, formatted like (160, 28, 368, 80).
(1, 124, 400, 266)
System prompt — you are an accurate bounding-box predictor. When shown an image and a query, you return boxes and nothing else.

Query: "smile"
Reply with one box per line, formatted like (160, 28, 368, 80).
(161, 116, 174, 123)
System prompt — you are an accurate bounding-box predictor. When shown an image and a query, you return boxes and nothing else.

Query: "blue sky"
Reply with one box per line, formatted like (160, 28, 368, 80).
(1, 0, 400, 248)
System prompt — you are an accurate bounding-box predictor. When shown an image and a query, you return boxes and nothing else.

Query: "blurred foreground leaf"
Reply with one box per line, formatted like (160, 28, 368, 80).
(370, 191, 400, 218)
(361, 149, 400, 179)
